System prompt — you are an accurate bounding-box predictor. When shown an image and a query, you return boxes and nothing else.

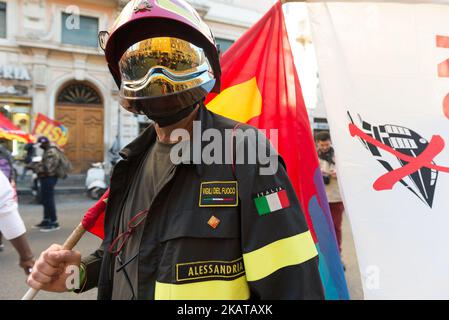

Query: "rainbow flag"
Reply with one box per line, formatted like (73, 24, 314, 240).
(205, 1, 349, 300)
(0, 112, 35, 143)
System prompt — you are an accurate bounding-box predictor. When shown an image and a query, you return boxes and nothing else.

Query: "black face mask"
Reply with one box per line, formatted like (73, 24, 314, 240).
(147, 103, 199, 128)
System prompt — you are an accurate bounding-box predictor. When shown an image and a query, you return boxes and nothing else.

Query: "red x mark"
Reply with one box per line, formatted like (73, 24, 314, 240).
(349, 124, 449, 191)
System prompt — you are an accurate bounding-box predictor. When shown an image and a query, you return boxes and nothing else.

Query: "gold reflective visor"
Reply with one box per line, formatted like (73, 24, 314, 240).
(119, 37, 210, 82)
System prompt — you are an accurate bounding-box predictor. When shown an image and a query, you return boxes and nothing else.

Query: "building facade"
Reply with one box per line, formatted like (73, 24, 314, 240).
(0, 0, 275, 173)
(0, 0, 121, 173)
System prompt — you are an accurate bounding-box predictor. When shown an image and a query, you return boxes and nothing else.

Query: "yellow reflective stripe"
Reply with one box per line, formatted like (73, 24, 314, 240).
(243, 231, 318, 282)
(155, 276, 250, 300)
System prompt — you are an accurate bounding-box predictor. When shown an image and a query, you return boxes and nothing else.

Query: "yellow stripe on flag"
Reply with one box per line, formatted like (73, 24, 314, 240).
(207, 77, 262, 123)
(0, 131, 29, 144)
(155, 276, 250, 300)
(243, 231, 318, 282)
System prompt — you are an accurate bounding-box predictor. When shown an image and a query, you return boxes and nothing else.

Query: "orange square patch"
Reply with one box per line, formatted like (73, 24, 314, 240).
(207, 216, 221, 229)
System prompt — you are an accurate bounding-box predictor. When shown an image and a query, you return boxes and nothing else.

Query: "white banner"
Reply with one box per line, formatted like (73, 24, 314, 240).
(308, 1, 449, 299)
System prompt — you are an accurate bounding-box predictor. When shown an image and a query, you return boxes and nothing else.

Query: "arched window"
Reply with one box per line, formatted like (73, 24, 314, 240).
(57, 82, 102, 105)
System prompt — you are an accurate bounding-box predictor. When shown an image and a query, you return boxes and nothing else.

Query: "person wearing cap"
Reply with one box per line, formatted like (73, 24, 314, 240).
(33, 136, 61, 232)
(0, 170, 35, 274)
(27, 0, 324, 300)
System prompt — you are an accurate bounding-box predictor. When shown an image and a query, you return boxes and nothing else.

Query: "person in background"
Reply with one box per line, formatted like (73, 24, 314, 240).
(0, 141, 15, 252)
(316, 131, 345, 254)
(33, 137, 61, 232)
(0, 170, 35, 274)
(21, 142, 36, 181)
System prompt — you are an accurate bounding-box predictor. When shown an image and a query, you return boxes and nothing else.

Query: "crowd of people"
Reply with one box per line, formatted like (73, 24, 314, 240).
(1, 0, 347, 299)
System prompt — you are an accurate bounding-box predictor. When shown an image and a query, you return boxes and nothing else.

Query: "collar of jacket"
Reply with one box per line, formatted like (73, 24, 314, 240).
(118, 103, 214, 177)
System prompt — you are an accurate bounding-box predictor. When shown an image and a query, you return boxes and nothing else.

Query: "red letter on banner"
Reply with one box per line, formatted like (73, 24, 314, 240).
(437, 35, 449, 77)
(437, 35, 449, 118)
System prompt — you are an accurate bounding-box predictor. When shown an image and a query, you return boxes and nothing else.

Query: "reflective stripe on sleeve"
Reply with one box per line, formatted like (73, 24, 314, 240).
(243, 231, 318, 282)
(155, 275, 250, 300)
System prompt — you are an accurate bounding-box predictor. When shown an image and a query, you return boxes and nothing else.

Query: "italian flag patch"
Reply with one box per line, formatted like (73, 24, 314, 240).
(254, 188, 290, 216)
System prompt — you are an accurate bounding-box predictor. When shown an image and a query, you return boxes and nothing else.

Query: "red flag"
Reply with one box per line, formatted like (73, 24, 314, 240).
(32, 113, 69, 148)
(82, 189, 109, 239)
(205, 1, 349, 299)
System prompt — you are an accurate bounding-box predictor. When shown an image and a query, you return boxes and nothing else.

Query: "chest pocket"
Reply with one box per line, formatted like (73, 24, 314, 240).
(161, 208, 240, 242)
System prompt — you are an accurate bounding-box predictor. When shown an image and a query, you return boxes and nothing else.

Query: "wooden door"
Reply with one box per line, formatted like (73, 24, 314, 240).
(56, 104, 104, 173)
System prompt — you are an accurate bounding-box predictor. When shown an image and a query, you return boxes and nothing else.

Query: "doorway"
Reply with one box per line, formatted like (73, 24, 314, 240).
(55, 82, 104, 174)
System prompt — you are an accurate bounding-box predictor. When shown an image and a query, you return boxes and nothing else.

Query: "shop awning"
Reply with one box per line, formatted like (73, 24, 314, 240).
(0, 112, 35, 143)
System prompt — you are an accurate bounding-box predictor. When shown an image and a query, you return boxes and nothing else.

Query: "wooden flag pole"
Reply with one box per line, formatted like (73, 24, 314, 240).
(21, 223, 87, 300)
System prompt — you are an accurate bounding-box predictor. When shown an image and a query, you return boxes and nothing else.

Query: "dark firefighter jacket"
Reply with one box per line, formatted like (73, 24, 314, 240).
(79, 105, 324, 300)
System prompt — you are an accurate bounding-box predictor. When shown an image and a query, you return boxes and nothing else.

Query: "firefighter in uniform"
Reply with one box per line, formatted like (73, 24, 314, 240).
(27, 0, 324, 300)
